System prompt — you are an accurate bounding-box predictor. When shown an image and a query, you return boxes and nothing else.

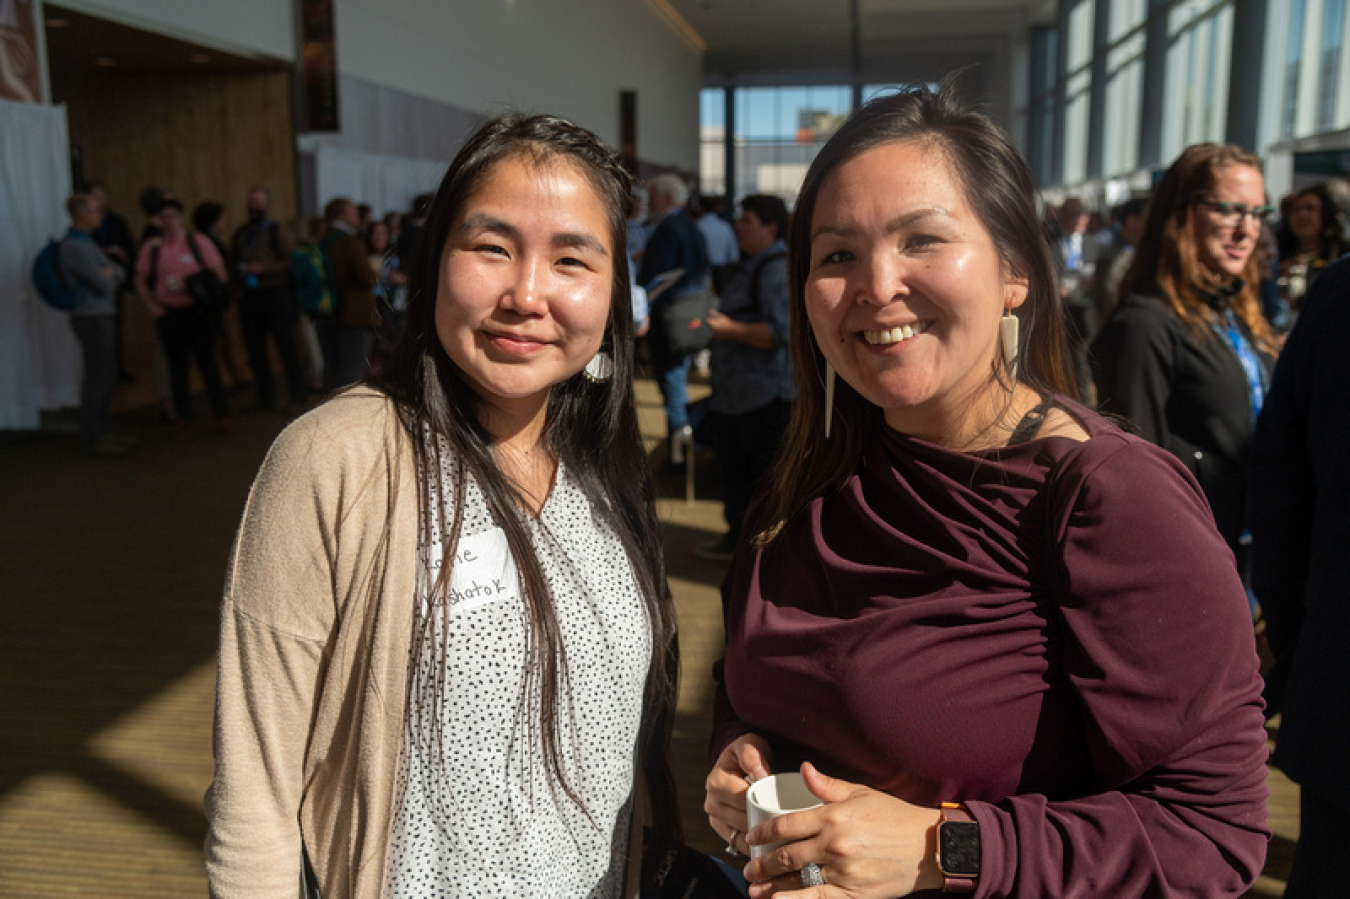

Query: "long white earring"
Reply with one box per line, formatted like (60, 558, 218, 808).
(1000, 312, 1019, 379)
(824, 362, 836, 439)
(584, 350, 613, 383)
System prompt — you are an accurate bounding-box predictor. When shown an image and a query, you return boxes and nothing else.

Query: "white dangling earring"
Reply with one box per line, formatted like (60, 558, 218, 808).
(584, 350, 613, 383)
(1000, 311, 1019, 380)
(824, 362, 836, 439)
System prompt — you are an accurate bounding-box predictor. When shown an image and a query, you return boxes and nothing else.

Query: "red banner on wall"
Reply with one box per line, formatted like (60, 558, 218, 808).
(0, 0, 42, 103)
(300, 0, 338, 132)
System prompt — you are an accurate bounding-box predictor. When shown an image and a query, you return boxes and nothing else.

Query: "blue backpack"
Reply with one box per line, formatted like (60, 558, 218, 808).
(32, 237, 79, 311)
(292, 233, 337, 316)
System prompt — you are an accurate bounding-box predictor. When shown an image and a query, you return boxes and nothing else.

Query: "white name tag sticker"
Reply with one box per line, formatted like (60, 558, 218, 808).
(445, 527, 521, 612)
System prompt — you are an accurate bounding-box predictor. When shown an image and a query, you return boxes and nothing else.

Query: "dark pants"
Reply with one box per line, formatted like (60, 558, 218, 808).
(711, 398, 792, 542)
(155, 307, 229, 421)
(69, 314, 118, 444)
(239, 288, 306, 409)
(1284, 786, 1350, 898)
(313, 315, 338, 391)
(332, 326, 375, 388)
(648, 309, 692, 435)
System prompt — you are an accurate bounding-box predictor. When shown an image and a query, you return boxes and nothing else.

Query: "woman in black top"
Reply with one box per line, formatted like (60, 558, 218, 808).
(1092, 143, 1277, 560)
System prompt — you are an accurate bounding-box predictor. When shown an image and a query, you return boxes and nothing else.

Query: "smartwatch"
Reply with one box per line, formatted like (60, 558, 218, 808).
(938, 801, 981, 893)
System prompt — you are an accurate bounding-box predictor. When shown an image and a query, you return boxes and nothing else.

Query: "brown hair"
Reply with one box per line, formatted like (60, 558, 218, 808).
(749, 80, 1077, 547)
(1118, 143, 1275, 355)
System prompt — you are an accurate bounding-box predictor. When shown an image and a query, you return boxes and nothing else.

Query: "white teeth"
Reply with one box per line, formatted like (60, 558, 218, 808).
(864, 321, 930, 345)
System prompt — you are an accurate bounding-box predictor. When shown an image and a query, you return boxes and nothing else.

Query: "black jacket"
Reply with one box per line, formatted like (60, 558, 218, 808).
(637, 209, 709, 300)
(1249, 257, 1350, 808)
(1091, 291, 1271, 552)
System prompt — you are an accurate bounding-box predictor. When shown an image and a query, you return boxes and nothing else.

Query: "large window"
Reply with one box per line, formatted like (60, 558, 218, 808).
(1317, 0, 1345, 130)
(1062, 0, 1096, 183)
(735, 86, 851, 203)
(700, 89, 728, 197)
(700, 85, 851, 205)
(1282, 0, 1307, 137)
(1102, 0, 1147, 175)
(1163, 0, 1233, 160)
(1028, 25, 1059, 185)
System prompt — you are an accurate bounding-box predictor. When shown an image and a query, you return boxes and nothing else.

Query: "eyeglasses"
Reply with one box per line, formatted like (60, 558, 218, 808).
(1193, 199, 1275, 227)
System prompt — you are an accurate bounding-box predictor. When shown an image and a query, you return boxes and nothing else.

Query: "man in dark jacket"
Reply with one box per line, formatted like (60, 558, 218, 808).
(637, 172, 710, 463)
(1249, 255, 1350, 898)
(232, 186, 305, 415)
(320, 197, 377, 389)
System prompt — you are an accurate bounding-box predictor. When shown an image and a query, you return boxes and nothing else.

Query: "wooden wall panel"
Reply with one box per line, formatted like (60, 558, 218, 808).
(51, 71, 297, 411)
(54, 71, 296, 232)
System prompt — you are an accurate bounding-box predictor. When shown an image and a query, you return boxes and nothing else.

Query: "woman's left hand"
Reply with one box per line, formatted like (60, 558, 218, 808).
(743, 763, 945, 898)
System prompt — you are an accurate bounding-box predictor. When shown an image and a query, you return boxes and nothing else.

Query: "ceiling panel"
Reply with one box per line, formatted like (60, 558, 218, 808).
(667, 0, 1054, 83)
(43, 4, 285, 79)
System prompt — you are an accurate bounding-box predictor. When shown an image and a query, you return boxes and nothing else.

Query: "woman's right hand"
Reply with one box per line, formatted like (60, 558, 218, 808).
(705, 733, 774, 857)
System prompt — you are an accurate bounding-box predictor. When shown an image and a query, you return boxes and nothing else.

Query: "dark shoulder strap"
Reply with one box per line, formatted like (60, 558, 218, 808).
(148, 239, 163, 291)
(186, 232, 208, 268)
(749, 250, 788, 306)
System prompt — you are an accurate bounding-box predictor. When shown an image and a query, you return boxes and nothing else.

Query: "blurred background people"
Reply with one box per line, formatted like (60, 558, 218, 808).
(59, 191, 131, 455)
(364, 217, 407, 369)
(1092, 143, 1277, 570)
(193, 199, 246, 393)
(1050, 196, 1099, 396)
(637, 172, 711, 464)
(84, 180, 136, 383)
(1255, 220, 1289, 334)
(697, 193, 792, 562)
(1276, 183, 1348, 314)
(1091, 196, 1148, 324)
(133, 198, 232, 434)
(319, 197, 378, 389)
(232, 186, 305, 416)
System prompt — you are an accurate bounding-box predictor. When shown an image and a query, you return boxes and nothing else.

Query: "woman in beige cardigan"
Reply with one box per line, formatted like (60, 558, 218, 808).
(204, 114, 678, 897)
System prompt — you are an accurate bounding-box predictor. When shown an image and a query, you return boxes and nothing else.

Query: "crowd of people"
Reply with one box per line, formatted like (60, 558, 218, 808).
(50, 182, 429, 455)
(44, 83, 1343, 897)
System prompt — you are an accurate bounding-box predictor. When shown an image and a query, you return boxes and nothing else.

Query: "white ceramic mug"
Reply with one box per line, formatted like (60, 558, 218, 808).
(745, 771, 823, 859)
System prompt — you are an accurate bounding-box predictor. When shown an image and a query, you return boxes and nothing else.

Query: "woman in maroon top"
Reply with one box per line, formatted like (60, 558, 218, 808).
(703, 84, 1269, 897)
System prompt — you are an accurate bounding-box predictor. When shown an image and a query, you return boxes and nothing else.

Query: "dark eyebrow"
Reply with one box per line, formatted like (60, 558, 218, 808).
(458, 212, 608, 257)
(811, 207, 951, 242)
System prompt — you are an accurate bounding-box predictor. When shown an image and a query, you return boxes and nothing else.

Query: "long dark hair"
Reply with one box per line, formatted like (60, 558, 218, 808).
(367, 113, 677, 838)
(1119, 143, 1275, 355)
(749, 80, 1077, 547)
(1276, 182, 1346, 263)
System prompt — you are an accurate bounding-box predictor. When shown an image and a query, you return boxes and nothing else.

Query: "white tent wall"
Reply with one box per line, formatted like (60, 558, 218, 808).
(308, 145, 446, 221)
(0, 98, 78, 430)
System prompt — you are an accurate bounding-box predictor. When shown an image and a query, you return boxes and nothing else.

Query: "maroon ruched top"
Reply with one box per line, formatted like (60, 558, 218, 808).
(712, 402, 1269, 897)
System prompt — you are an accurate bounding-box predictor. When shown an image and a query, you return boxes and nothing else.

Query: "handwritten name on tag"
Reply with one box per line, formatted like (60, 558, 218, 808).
(434, 527, 521, 612)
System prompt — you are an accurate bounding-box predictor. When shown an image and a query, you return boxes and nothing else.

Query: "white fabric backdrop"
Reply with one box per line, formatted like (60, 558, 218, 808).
(311, 145, 445, 219)
(0, 98, 78, 429)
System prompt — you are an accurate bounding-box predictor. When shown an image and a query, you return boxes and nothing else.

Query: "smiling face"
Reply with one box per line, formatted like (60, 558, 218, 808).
(1190, 163, 1265, 282)
(805, 139, 1027, 442)
(1286, 191, 1324, 244)
(435, 155, 614, 432)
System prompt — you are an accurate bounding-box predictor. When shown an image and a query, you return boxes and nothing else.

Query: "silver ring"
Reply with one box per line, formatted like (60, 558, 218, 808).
(800, 862, 825, 887)
(724, 830, 739, 856)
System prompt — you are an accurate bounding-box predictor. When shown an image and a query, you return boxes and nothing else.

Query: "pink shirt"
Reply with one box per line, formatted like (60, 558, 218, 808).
(135, 232, 223, 308)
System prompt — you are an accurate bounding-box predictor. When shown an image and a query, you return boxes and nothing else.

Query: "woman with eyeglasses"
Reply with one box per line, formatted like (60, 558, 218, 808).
(1092, 143, 1278, 565)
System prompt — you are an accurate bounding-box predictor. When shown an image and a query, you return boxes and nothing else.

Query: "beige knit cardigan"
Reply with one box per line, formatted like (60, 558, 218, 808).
(203, 388, 650, 897)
